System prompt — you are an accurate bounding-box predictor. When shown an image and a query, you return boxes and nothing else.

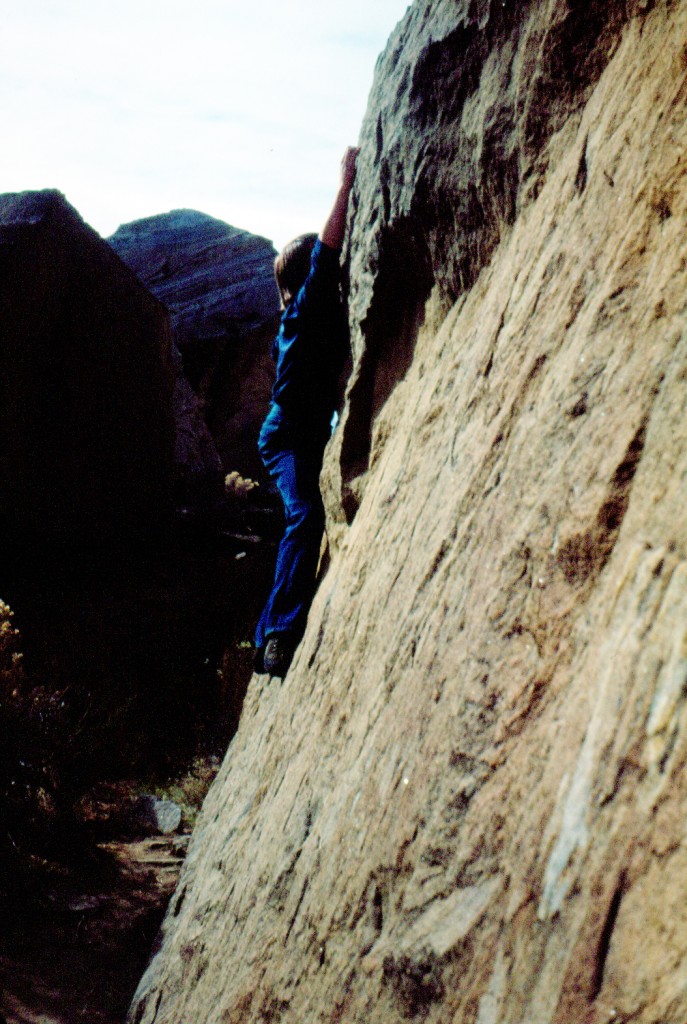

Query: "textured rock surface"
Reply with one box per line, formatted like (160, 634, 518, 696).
(130, 2, 687, 1022)
(131, 796, 183, 837)
(0, 190, 174, 530)
(168, 344, 224, 492)
(109, 211, 280, 482)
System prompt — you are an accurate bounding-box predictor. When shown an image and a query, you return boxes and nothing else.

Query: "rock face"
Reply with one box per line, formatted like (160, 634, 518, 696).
(129, 2, 687, 1023)
(109, 211, 280, 483)
(0, 190, 174, 532)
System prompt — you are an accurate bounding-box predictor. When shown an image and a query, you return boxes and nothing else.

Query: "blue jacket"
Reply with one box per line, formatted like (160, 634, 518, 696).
(261, 239, 347, 454)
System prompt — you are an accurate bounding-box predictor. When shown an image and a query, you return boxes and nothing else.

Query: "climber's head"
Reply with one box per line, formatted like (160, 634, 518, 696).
(274, 232, 318, 307)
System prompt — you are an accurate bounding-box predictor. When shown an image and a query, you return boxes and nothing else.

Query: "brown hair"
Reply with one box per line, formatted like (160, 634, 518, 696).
(274, 233, 318, 307)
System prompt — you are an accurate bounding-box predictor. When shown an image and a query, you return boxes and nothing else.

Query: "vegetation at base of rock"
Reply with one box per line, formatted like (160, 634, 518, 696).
(225, 470, 260, 497)
(0, 491, 277, 885)
(0, 599, 66, 853)
(133, 754, 222, 830)
(0, 590, 243, 1024)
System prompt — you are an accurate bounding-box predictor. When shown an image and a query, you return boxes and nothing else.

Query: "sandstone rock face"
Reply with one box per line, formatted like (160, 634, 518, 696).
(109, 211, 280, 482)
(0, 190, 174, 531)
(130, 2, 687, 1022)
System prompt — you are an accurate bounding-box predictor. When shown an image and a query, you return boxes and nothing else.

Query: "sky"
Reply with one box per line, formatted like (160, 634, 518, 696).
(2, 1, 410, 249)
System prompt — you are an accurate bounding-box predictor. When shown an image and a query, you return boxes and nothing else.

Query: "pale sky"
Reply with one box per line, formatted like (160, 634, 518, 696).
(3, 1, 410, 248)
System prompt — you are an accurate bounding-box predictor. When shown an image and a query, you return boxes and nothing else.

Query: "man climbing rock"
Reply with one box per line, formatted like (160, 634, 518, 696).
(254, 145, 359, 677)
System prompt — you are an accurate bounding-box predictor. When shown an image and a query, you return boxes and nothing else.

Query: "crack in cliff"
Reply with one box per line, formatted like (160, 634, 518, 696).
(341, 217, 434, 520)
(338, 0, 656, 530)
(556, 417, 648, 588)
(589, 871, 627, 1001)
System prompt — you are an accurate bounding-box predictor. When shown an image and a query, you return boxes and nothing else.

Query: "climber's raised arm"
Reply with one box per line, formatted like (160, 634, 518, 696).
(320, 146, 360, 251)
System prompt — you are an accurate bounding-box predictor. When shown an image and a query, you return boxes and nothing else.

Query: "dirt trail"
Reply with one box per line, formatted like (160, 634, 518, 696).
(0, 834, 188, 1024)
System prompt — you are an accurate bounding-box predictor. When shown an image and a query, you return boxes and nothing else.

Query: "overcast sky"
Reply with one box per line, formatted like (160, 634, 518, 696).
(3, 1, 410, 248)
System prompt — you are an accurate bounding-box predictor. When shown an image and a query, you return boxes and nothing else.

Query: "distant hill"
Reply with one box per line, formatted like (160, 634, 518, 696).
(109, 210, 281, 485)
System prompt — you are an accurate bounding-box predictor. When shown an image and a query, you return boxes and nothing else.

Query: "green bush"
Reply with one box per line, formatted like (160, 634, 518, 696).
(141, 753, 222, 829)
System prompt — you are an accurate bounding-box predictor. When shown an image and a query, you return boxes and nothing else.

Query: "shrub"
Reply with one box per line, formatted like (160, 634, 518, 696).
(224, 470, 260, 497)
(0, 600, 64, 854)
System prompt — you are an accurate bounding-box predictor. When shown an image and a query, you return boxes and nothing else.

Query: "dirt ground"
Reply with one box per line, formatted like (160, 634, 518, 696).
(0, 831, 188, 1024)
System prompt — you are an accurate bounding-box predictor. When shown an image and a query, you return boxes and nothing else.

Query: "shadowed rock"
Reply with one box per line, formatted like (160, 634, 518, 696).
(0, 189, 174, 535)
(131, 796, 182, 836)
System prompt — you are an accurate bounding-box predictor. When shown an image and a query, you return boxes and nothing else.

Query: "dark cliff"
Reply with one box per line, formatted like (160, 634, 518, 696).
(0, 190, 174, 533)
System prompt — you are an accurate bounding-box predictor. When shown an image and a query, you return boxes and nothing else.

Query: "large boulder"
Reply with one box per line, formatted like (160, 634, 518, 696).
(0, 190, 174, 534)
(109, 211, 280, 483)
(129, 2, 687, 1023)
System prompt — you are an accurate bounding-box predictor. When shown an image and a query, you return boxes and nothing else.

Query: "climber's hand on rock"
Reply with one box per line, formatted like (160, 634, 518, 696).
(340, 146, 360, 192)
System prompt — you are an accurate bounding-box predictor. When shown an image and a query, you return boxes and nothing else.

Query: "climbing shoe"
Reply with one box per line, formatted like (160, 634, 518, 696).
(263, 634, 293, 677)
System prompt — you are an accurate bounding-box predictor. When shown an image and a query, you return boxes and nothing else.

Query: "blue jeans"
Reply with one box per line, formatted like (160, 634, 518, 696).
(255, 420, 326, 651)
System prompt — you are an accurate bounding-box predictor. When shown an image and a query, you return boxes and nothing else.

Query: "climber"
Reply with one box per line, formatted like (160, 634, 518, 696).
(254, 145, 359, 677)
